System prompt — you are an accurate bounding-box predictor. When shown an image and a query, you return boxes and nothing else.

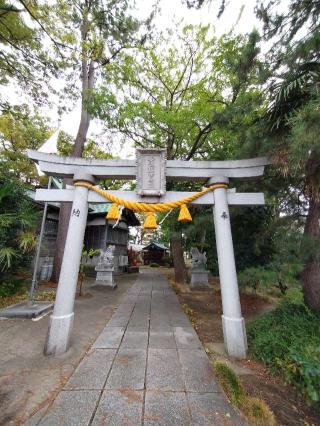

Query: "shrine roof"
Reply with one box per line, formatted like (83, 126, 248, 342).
(143, 241, 169, 251)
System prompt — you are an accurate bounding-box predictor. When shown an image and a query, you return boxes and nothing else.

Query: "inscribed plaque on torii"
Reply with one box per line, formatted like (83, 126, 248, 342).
(136, 148, 166, 197)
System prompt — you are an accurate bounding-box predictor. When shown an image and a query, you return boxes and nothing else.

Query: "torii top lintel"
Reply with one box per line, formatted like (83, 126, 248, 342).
(27, 150, 270, 181)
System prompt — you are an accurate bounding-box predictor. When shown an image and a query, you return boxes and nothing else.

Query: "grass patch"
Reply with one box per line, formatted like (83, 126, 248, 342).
(214, 361, 275, 425)
(248, 289, 320, 405)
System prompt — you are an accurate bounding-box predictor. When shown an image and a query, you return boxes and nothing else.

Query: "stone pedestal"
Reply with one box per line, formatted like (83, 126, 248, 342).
(94, 265, 117, 289)
(190, 270, 210, 290)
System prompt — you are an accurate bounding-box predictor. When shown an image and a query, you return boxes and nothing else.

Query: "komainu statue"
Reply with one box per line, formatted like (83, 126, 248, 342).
(190, 247, 209, 289)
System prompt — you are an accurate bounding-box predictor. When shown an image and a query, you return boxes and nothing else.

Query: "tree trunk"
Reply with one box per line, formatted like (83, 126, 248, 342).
(51, 20, 96, 282)
(170, 235, 188, 284)
(301, 151, 320, 310)
(301, 196, 320, 310)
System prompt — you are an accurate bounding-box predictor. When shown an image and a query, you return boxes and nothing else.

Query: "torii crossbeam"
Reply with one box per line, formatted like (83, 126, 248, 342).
(28, 149, 270, 359)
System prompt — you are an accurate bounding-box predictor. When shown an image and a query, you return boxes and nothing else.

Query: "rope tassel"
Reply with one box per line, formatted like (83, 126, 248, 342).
(178, 204, 192, 222)
(143, 212, 157, 230)
(106, 203, 120, 221)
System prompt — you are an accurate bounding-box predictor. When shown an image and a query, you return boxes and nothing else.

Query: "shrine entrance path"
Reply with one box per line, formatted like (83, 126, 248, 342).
(29, 269, 247, 426)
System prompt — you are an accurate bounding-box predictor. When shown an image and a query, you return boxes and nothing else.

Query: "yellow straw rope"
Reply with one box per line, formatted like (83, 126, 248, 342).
(74, 182, 228, 213)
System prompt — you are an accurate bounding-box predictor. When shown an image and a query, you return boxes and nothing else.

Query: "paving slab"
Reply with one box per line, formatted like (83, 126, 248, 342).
(64, 349, 116, 390)
(187, 392, 248, 426)
(115, 303, 136, 313)
(91, 390, 143, 426)
(106, 348, 147, 390)
(146, 349, 185, 391)
(150, 322, 172, 332)
(121, 328, 149, 349)
(107, 315, 130, 327)
(149, 331, 176, 349)
(128, 316, 150, 327)
(173, 326, 203, 349)
(144, 391, 191, 426)
(179, 349, 220, 392)
(38, 390, 100, 426)
(169, 315, 192, 327)
(92, 326, 125, 349)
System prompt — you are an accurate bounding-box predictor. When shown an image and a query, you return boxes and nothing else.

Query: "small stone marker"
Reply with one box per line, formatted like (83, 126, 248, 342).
(94, 245, 117, 289)
(190, 247, 210, 290)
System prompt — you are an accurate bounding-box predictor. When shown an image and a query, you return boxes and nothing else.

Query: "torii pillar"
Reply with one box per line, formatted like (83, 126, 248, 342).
(209, 176, 247, 358)
(44, 173, 95, 355)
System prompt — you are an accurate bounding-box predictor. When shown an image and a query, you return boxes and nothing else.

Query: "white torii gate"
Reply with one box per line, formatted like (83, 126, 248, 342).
(28, 149, 269, 359)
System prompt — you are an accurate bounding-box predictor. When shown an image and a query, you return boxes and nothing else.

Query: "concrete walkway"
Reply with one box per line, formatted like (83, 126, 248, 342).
(26, 270, 247, 426)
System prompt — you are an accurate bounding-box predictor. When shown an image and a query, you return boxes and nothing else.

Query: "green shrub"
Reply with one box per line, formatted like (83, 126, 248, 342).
(0, 171, 38, 277)
(248, 293, 320, 404)
(238, 267, 265, 292)
(238, 264, 301, 295)
(0, 279, 24, 297)
(150, 262, 160, 267)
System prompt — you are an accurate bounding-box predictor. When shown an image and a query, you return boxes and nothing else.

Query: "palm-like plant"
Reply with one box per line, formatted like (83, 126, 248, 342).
(0, 172, 37, 275)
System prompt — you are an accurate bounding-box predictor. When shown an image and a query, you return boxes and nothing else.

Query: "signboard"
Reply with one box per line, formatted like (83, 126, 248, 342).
(136, 148, 166, 196)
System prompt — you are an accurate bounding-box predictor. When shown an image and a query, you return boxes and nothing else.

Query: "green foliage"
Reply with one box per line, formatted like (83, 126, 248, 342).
(91, 24, 264, 161)
(0, 278, 24, 297)
(0, 168, 37, 281)
(288, 95, 320, 179)
(0, 104, 52, 183)
(238, 267, 265, 292)
(149, 262, 160, 268)
(0, 0, 58, 104)
(230, 206, 275, 272)
(181, 205, 275, 276)
(57, 131, 113, 160)
(80, 248, 101, 274)
(239, 217, 304, 294)
(243, 0, 320, 310)
(248, 293, 320, 404)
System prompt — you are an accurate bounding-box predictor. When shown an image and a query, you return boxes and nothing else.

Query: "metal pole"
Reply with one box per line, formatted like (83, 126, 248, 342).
(28, 176, 52, 305)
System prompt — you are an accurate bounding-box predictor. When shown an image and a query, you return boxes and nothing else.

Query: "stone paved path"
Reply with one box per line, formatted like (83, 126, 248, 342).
(27, 270, 247, 426)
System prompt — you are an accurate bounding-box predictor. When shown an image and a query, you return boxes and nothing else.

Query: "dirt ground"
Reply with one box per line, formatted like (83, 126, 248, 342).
(169, 273, 320, 426)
